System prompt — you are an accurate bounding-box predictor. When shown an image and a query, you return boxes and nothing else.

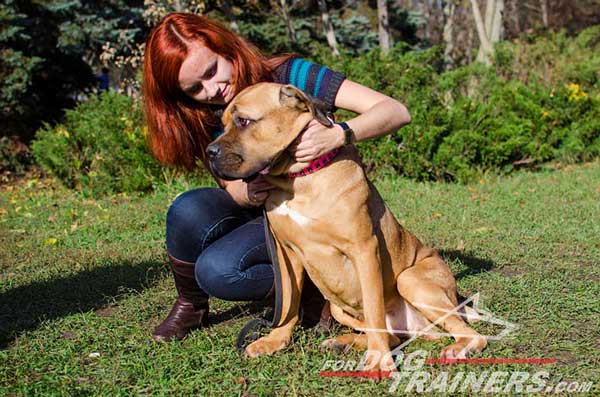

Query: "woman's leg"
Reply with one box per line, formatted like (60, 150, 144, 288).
(196, 216, 333, 330)
(155, 187, 261, 341)
(195, 217, 274, 301)
(166, 187, 260, 263)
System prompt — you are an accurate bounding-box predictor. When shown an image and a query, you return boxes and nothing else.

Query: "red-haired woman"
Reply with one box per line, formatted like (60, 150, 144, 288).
(143, 13, 411, 341)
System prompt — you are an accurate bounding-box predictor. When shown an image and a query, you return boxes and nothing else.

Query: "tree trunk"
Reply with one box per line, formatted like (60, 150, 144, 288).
(540, 0, 548, 27)
(490, 0, 504, 43)
(317, 0, 340, 57)
(471, 0, 503, 65)
(378, 0, 392, 53)
(278, 0, 297, 43)
(471, 0, 493, 64)
(467, 21, 474, 64)
(484, 0, 495, 35)
(442, 0, 456, 69)
(419, 0, 432, 41)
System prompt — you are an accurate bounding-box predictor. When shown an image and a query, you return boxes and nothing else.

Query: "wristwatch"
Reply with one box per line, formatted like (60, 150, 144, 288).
(338, 122, 355, 146)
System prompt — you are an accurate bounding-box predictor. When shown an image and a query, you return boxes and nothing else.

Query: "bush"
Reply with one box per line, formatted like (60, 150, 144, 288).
(31, 92, 163, 195)
(494, 26, 600, 95)
(321, 29, 600, 182)
(29, 27, 600, 190)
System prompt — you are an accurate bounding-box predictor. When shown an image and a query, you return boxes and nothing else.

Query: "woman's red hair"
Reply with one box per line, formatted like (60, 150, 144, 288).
(143, 13, 293, 170)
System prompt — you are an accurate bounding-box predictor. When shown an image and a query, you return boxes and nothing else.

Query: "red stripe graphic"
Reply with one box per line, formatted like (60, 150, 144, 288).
(425, 358, 557, 365)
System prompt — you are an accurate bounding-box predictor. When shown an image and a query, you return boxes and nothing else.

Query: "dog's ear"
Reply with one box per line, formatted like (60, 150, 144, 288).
(279, 85, 334, 127)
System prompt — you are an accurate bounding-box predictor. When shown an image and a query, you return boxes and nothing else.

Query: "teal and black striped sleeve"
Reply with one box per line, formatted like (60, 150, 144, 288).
(273, 58, 346, 112)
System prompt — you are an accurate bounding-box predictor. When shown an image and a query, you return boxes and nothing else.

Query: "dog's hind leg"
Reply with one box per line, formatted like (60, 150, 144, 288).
(321, 304, 401, 352)
(396, 253, 487, 359)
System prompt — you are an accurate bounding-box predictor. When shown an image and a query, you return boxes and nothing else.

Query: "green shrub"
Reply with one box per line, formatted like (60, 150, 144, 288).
(29, 27, 600, 190)
(323, 29, 600, 182)
(493, 26, 600, 95)
(31, 92, 163, 195)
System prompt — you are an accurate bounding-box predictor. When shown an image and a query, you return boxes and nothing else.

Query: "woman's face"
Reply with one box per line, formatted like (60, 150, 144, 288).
(178, 42, 235, 105)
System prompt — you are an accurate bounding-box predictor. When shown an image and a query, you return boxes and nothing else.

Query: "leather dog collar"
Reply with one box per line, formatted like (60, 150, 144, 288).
(287, 148, 340, 178)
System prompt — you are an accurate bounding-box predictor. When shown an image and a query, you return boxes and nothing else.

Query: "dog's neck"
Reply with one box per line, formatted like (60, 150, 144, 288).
(262, 153, 305, 192)
(270, 152, 311, 176)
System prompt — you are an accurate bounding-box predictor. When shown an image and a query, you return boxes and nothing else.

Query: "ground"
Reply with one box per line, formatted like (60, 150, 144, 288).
(1, 161, 599, 395)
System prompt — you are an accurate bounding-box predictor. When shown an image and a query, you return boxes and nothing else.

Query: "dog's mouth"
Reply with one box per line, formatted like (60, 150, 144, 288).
(241, 156, 279, 182)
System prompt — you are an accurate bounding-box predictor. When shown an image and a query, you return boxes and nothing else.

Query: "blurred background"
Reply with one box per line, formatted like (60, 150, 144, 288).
(2, 0, 599, 193)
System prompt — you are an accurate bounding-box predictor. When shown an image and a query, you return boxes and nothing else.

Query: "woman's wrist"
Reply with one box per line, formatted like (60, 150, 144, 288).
(333, 123, 346, 148)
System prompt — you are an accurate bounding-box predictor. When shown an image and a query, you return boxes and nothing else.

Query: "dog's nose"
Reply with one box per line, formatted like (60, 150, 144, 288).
(206, 143, 221, 160)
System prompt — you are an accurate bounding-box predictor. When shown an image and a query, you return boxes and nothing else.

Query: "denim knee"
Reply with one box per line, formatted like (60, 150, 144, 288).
(166, 188, 239, 262)
(195, 247, 273, 301)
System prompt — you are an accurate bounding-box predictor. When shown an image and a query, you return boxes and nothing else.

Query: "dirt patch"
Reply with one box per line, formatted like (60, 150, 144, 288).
(492, 265, 527, 278)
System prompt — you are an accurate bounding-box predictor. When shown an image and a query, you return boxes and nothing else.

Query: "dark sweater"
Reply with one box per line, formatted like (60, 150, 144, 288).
(211, 58, 345, 140)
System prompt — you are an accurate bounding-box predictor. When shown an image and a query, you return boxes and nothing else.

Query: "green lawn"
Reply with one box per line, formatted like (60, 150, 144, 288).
(1, 162, 599, 396)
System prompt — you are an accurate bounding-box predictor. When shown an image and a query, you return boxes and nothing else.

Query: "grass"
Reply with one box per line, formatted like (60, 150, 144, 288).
(1, 161, 599, 396)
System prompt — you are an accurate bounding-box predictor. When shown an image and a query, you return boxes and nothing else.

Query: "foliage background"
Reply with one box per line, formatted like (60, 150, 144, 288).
(1, 0, 599, 190)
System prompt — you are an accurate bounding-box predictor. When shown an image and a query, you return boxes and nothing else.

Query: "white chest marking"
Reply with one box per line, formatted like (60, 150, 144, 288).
(273, 201, 311, 226)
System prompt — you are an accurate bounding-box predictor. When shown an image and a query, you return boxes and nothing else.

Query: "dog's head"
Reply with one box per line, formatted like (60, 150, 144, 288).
(206, 83, 333, 180)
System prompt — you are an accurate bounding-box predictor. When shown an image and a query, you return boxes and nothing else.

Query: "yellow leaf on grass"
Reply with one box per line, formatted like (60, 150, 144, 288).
(44, 237, 58, 246)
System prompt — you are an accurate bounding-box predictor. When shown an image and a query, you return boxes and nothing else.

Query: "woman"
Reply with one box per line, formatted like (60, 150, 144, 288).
(143, 13, 411, 341)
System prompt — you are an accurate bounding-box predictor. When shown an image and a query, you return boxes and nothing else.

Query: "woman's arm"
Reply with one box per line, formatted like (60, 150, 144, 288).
(292, 79, 411, 162)
(220, 78, 409, 203)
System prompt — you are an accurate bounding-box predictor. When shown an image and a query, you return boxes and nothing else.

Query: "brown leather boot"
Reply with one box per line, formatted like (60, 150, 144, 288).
(153, 254, 209, 342)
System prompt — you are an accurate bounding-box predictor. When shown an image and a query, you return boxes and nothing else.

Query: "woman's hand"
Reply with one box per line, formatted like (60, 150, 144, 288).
(288, 119, 344, 163)
(224, 176, 275, 207)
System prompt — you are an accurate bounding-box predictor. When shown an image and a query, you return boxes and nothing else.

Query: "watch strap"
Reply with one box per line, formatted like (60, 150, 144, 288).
(338, 122, 355, 145)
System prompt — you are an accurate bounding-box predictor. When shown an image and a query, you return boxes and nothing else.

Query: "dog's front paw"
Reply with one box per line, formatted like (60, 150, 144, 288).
(244, 335, 290, 358)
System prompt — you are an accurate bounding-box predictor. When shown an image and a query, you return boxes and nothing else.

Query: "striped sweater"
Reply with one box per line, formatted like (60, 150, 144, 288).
(211, 58, 345, 140)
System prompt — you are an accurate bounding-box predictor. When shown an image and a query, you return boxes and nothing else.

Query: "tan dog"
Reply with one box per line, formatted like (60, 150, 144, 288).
(207, 83, 487, 371)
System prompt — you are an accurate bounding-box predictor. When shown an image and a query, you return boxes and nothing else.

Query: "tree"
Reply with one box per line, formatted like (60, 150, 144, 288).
(442, 0, 457, 69)
(469, 0, 504, 65)
(1, 0, 147, 141)
(377, 0, 392, 53)
(274, 0, 297, 43)
(317, 0, 340, 56)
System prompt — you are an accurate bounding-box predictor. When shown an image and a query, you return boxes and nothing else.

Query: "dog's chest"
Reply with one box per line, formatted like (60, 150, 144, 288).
(265, 196, 323, 244)
(270, 200, 311, 227)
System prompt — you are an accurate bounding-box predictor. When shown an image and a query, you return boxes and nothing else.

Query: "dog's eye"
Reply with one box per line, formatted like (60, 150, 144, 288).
(237, 117, 254, 128)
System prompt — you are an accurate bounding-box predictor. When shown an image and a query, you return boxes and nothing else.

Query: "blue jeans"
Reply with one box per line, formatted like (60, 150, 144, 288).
(165, 187, 274, 301)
